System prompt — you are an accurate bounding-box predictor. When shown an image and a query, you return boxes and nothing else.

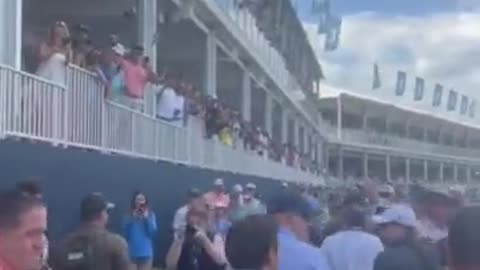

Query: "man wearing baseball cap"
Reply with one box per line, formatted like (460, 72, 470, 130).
(321, 205, 383, 270)
(416, 188, 460, 244)
(373, 204, 440, 270)
(268, 191, 330, 270)
(204, 178, 230, 209)
(243, 183, 266, 217)
(51, 193, 131, 270)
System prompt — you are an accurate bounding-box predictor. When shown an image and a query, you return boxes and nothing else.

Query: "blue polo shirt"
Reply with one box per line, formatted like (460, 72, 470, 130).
(278, 227, 331, 270)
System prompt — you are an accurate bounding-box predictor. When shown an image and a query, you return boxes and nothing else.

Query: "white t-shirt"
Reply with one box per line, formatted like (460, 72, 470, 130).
(173, 93, 185, 127)
(417, 218, 448, 243)
(172, 205, 188, 232)
(321, 230, 384, 270)
(156, 86, 177, 120)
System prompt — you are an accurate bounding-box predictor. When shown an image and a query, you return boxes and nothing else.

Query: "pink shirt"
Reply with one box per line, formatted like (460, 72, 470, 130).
(122, 59, 148, 99)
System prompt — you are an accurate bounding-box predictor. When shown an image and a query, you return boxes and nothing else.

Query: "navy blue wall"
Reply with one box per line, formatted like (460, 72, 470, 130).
(0, 140, 284, 265)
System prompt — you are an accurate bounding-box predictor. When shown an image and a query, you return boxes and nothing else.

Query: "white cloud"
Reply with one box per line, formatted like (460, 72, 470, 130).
(304, 11, 480, 124)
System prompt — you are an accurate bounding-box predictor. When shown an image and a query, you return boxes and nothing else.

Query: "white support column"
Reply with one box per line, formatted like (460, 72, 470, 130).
(137, 0, 158, 71)
(338, 148, 344, 181)
(363, 152, 369, 179)
(205, 31, 218, 97)
(386, 155, 391, 182)
(453, 164, 458, 182)
(241, 70, 252, 122)
(293, 119, 300, 148)
(264, 93, 273, 136)
(406, 158, 411, 183)
(317, 139, 323, 168)
(137, 0, 158, 116)
(439, 162, 445, 183)
(281, 109, 288, 144)
(0, 0, 22, 68)
(337, 97, 343, 140)
(303, 128, 309, 155)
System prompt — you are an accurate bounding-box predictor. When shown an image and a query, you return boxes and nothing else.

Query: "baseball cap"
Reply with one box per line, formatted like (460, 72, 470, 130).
(378, 184, 395, 195)
(214, 178, 224, 186)
(373, 204, 416, 227)
(112, 44, 125, 56)
(80, 192, 115, 218)
(267, 191, 314, 220)
(246, 183, 256, 190)
(421, 187, 459, 205)
(232, 184, 243, 193)
(187, 188, 201, 199)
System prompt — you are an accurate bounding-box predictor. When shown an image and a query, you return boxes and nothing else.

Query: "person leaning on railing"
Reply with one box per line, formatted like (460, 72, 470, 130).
(36, 21, 73, 87)
(121, 45, 161, 112)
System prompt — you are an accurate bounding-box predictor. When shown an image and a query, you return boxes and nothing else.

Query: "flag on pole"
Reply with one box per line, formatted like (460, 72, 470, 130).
(447, 90, 458, 111)
(312, 0, 330, 34)
(395, 71, 407, 96)
(432, 84, 443, 106)
(372, 63, 381, 90)
(414, 77, 425, 101)
(460, 95, 469, 115)
(324, 16, 342, 51)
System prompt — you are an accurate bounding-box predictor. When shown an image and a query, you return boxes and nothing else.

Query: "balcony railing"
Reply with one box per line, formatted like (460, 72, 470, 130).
(0, 64, 320, 184)
(323, 124, 480, 161)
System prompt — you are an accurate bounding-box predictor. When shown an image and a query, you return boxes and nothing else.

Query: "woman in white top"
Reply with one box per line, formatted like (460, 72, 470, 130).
(36, 21, 72, 86)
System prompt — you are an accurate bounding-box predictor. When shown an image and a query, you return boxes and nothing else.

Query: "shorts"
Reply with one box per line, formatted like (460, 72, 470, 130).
(121, 96, 144, 112)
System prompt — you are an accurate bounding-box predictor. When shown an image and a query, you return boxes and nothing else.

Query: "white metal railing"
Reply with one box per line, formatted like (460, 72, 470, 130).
(0, 64, 320, 184)
(0, 64, 66, 143)
(323, 123, 480, 161)
(66, 65, 104, 147)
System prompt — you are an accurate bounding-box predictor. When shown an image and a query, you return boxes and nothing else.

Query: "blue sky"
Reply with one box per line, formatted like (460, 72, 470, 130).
(297, 0, 480, 124)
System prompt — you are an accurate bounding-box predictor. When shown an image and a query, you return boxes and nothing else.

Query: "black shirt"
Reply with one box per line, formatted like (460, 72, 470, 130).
(374, 245, 441, 270)
(177, 235, 224, 270)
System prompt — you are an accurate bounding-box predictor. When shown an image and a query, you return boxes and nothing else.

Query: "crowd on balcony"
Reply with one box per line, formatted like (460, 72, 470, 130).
(22, 20, 322, 176)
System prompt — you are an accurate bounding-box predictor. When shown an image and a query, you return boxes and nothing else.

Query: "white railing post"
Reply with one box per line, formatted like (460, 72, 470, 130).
(0, 67, 5, 138)
(63, 72, 70, 145)
(51, 86, 59, 146)
(131, 111, 135, 153)
(101, 101, 107, 151)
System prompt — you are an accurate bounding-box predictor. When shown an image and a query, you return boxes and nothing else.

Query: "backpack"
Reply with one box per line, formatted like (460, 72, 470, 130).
(60, 234, 94, 270)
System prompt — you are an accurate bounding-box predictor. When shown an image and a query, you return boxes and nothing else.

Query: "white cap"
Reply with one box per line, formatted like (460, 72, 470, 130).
(232, 184, 243, 193)
(373, 204, 417, 227)
(449, 184, 466, 196)
(112, 44, 126, 56)
(214, 178, 224, 186)
(246, 183, 256, 190)
(378, 184, 395, 194)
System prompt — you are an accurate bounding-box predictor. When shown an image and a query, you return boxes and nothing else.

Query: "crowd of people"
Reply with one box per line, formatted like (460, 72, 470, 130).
(0, 176, 477, 270)
(25, 20, 322, 176)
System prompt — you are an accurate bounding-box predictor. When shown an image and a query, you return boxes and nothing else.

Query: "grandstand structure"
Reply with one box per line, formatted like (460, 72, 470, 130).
(0, 0, 325, 184)
(318, 78, 480, 185)
(0, 0, 478, 188)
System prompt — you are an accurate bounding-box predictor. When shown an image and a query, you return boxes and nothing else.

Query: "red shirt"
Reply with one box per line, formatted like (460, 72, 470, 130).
(122, 59, 148, 99)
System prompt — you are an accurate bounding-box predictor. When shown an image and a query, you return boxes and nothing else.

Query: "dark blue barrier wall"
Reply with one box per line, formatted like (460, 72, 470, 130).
(0, 140, 284, 265)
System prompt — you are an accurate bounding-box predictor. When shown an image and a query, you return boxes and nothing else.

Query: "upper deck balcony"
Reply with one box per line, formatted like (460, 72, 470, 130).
(0, 0, 325, 185)
(318, 92, 480, 163)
